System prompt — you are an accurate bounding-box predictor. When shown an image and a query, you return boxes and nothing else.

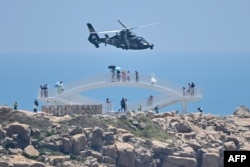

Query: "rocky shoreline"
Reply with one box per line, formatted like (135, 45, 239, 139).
(0, 105, 250, 167)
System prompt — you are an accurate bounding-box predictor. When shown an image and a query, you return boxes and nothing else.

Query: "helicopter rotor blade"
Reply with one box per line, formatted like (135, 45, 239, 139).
(91, 30, 120, 34)
(130, 22, 161, 30)
(117, 19, 128, 29)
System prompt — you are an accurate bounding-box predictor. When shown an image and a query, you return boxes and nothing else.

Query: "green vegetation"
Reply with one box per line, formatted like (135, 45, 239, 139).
(106, 114, 170, 142)
(3, 139, 16, 149)
(38, 147, 65, 156)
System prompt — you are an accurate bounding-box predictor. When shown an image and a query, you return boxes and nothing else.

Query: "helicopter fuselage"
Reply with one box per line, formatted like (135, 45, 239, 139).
(87, 22, 154, 50)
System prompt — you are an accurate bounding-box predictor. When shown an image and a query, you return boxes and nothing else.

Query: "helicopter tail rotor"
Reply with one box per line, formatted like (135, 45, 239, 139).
(87, 23, 100, 48)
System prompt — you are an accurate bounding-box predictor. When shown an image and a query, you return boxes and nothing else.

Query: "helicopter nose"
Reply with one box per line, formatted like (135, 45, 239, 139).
(150, 44, 154, 49)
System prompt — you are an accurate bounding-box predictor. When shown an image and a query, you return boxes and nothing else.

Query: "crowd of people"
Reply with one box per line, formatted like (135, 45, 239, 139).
(111, 69, 139, 83)
(182, 82, 196, 96)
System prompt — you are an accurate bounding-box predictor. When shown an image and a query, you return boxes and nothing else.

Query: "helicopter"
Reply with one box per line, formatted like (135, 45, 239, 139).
(87, 20, 157, 50)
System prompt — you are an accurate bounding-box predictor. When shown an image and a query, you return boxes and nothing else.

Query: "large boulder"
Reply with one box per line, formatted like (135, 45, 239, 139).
(135, 148, 154, 167)
(116, 142, 136, 167)
(71, 134, 87, 155)
(104, 132, 114, 145)
(163, 155, 197, 167)
(62, 137, 72, 154)
(24, 145, 39, 157)
(91, 127, 104, 151)
(6, 122, 30, 142)
(201, 152, 220, 167)
(103, 145, 118, 159)
(174, 121, 192, 133)
(6, 122, 30, 149)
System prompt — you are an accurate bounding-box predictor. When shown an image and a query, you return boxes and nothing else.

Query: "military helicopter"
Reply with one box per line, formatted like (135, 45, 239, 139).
(87, 20, 157, 50)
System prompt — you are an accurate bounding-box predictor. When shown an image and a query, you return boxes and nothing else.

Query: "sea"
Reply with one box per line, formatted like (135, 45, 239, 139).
(0, 52, 249, 116)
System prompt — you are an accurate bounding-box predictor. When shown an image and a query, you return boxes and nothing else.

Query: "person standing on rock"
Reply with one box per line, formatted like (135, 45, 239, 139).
(120, 98, 126, 112)
(13, 101, 18, 110)
(33, 99, 39, 112)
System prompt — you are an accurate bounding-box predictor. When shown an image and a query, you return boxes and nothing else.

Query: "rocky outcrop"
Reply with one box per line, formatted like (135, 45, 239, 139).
(116, 142, 136, 167)
(71, 134, 87, 155)
(1, 106, 250, 167)
(5, 122, 30, 149)
(233, 105, 250, 118)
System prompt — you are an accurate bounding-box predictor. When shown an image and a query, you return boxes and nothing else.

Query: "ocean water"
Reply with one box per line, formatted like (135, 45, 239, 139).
(0, 52, 249, 115)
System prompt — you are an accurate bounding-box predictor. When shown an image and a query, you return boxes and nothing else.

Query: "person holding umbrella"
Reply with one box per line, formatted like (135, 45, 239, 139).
(108, 65, 116, 82)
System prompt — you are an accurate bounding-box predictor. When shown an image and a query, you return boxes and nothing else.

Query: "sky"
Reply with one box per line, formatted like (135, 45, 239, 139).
(0, 0, 250, 54)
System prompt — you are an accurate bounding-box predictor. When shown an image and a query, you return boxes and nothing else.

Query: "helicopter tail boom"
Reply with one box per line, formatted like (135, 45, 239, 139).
(87, 23, 101, 48)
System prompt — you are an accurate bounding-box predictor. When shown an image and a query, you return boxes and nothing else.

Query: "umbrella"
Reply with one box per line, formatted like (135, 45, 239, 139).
(115, 66, 121, 71)
(108, 65, 116, 69)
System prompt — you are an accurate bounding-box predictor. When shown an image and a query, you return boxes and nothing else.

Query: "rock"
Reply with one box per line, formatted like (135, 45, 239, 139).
(184, 131, 196, 139)
(162, 112, 175, 118)
(201, 152, 220, 167)
(62, 137, 71, 154)
(138, 122, 146, 130)
(145, 110, 155, 119)
(8, 148, 23, 155)
(122, 133, 134, 142)
(89, 150, 103, 163)
(9, 123, 30, 141)
(30, 162, 46, 167)
(84, 156, 98, 167)
(186, 139, 202, 150)
(69, 126, 83, 136)
(71, 134, 87, 155)
(0, 124, 5, 140)
(104, 132, 114, 145)
(174, 121, 192, 133)
(30, 128, 41, 136)
(0, 146, 8, 155)
(163, 155, 197, 167)
(0, 161, 8, 167)
(6, 122, 30, 143)
(116, 142, 136, 167)
(102, 156, 116, 165)
(179, 145, 195, 158)
(135, 148, 153, 167)
(103, 145, 118, 159)
(225, 136, 240, 149)
(224, 141, 237, 150)
(91, 127, 104, 151)
(50, 155, 70, 166)
(24, 145, 39, 157)
(151, 140, 176, 155)
(233, 105, 250, 118)
(13, 162, 31, 167)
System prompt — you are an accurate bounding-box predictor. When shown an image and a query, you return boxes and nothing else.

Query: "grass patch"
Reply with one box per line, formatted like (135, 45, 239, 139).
(107, 115, 170, 142)
(38, 147, 65, 156)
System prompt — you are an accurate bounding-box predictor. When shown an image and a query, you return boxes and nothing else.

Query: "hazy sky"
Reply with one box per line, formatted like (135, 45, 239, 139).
(0, 0, 249, 54)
